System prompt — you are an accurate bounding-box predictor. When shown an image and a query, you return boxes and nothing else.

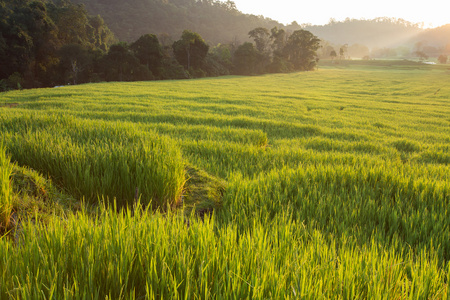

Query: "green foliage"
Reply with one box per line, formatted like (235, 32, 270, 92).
(248, 27, 270, 54)
(0, 0, 116, 88)
(102, 42, 153, 81)
(0, 0, 59, 87)
(1, 114, 185, 208)
(57, 44, 93, 84)
(0, 205, 448, 299)
(0, 144, 13, 230)
(285, 29, 321, 71)
(130, 34, 163, 77)
(392, 139, 422, 153)
(172, 30, 209, 72)
(233, 42, 260, 75)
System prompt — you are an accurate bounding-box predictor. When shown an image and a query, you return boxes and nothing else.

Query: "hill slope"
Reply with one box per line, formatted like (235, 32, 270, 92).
(304, 18, 422, 48)
(71, 0, 450, 53)
(70, 0, 284, 44)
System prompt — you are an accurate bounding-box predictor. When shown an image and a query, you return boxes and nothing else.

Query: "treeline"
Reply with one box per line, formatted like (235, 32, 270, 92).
(0, 0, 321, 90)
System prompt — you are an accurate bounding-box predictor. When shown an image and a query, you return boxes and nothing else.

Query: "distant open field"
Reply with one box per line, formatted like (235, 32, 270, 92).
(1, 62, 449, 298)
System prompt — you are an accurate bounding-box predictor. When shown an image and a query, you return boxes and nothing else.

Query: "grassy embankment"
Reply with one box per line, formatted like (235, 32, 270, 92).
(0, 61, 449, 298)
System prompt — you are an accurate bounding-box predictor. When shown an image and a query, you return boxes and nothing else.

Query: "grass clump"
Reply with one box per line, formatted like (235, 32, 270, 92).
(0, 144, 13, 230)
(10, 165, 81, 221)
(2, 114, 185, 208)
(392, 139, 422, 153)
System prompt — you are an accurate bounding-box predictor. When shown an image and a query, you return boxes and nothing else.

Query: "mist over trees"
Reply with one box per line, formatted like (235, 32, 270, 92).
(304, 18, 422, 49)
(307, 18, 450, 60)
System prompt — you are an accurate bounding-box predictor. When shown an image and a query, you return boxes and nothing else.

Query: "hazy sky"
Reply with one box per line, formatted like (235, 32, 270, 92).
(232, 0, 448, 28)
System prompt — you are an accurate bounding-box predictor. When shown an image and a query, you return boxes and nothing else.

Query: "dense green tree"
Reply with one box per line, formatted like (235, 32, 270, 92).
(47, 2, 91, 47)
(8, 1, 60, 87)
(233, 42, 259, 75)
(0, 1, 12, 79)
(284, 29, 320, 71)
(47, 2, 115, 51)
(248, 27, 270, 54)
(202, 44, 234, 77)
(267, 27, 289, 73)
(339, 44, 347, 59)
(270, 27, 286, 53)
(88, 15, 115, 51)
(0, 0, 115, 88)
(57, 43, 92, 84)
(102, 42, 152, 82)
(210, 43, 233, 70)
(103, 42, 129, 81)
(130, 34, 163, 77)
(248, 27, 272, 72)
(159, 57, 188, 80)
(172, 30, 209, 71)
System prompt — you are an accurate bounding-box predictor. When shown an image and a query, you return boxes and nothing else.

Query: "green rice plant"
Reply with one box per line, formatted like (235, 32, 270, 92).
(0, 144, 13, 229)
(392, 139, 422, 153)
(0, 205, 448, 299)
(0, 64, 449, 298)
(220, 162, 450, 262)
(1, 114, 185, 208)
(417, 145, 450, 165)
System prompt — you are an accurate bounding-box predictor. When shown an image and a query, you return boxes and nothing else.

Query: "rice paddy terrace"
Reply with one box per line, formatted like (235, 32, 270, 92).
(1, 62, 449, 298)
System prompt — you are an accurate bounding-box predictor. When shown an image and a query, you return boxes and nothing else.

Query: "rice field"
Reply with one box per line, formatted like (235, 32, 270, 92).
(0, 62, 449, 298)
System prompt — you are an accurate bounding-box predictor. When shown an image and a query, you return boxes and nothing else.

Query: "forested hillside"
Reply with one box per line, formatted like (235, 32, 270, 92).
(70, 0, 286, 44)
(68, 0, 450, 58)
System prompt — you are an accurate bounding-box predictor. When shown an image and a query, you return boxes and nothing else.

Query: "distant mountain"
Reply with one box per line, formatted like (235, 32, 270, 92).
(413, 24, 450, 48)
(303, 18, 422, 49)
(303, 18, 450, 50)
